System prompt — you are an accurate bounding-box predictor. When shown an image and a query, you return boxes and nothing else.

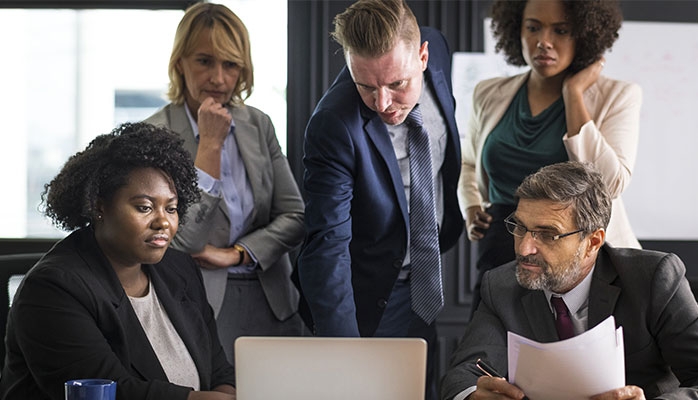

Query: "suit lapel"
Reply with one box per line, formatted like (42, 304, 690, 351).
(483, 72, 530, 139)
(145, 261, 210, 389)
(116, 296, 169, 382)
(588, 247, 621, 328)
(229, 106, 260, 222)
(168, 104, 199, 158)
(522, 290, 559, 342)
(363, 112, 410, 227)
(426, 68, 458, 143)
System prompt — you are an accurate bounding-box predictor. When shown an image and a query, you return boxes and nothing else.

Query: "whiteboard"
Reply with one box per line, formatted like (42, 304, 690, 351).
(452, 20, 698, 240)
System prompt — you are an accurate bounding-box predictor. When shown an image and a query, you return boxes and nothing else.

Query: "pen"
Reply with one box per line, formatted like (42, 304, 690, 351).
(475, 358, 501, 378)
(475, 359, 530, 400)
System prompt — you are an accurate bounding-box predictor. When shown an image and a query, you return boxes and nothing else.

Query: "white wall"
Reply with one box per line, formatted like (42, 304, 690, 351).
(603, 21, 698, 240)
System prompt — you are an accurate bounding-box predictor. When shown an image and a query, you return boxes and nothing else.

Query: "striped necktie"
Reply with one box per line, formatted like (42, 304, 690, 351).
(406, 105, 443, 324)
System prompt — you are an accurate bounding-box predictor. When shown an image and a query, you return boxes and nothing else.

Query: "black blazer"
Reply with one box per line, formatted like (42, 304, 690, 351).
(0, 228, 235, 400)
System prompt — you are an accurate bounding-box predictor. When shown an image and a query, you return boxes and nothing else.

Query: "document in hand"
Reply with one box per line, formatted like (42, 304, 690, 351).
(507, 315, 624, 400)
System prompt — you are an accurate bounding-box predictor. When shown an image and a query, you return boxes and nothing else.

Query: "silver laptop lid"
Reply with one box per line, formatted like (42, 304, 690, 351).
(234, 336, 427, 400)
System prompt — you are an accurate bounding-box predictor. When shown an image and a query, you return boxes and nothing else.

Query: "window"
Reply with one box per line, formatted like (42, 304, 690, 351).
(0, 0, 287, 238)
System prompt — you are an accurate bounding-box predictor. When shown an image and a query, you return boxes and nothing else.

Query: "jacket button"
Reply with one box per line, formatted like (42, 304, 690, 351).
(377, 299, 388, 308)
(393, 259, 403, 269)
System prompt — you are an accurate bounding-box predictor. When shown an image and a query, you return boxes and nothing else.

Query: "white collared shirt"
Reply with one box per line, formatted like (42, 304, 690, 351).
(385, 76, 448, 268)
(544, 264, 595, 336)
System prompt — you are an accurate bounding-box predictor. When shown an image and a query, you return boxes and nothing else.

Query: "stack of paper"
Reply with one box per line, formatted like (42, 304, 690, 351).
(507, 316, 625, 400)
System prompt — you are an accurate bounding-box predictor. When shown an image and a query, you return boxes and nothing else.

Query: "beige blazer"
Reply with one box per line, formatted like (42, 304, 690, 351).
(458, 71, 641, 248)
(146, 103, 304, 320)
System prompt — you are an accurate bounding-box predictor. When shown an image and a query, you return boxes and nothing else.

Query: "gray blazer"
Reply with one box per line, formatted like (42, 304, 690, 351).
(145, 103, 304, 320)
(441, 245, 698, 400)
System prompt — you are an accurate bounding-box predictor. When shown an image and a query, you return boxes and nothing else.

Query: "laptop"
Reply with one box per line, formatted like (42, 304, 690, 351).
(234, 336, 427, 400)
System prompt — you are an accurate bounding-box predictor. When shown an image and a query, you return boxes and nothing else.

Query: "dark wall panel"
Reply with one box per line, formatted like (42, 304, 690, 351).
(620, 0, 698, 23)
(287, 1, 352, 187)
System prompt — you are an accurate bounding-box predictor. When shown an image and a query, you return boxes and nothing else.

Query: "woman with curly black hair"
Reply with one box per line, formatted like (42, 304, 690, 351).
(459, 0, 642, 316)
(0, 122, 236, 400)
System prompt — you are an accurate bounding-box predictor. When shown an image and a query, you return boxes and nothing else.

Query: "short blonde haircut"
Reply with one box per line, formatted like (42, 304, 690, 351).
(167, 2, 253, 105)
(331, 0, 420, 57)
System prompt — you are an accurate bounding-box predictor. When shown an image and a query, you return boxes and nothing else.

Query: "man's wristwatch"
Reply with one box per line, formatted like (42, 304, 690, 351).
(233, 244, 246, 266)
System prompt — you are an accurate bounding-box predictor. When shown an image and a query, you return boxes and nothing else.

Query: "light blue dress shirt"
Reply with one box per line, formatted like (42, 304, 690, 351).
(184, 105, 257, 273)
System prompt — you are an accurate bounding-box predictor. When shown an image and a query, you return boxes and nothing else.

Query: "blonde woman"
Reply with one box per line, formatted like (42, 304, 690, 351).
(146, 2, 305, 363)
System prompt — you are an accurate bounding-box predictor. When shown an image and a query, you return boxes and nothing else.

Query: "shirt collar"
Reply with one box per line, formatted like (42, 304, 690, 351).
(544, 264, 595, 316)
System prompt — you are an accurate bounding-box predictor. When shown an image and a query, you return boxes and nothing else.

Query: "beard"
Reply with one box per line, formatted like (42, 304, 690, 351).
(515, 245, 585, 292)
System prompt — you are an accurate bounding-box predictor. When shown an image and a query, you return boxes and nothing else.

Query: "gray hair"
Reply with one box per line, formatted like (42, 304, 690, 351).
(515, 161, 611, 233)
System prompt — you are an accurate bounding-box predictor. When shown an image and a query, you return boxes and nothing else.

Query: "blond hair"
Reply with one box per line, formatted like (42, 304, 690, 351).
(331, 0, 420, 57)
(167, 2, 253, 105)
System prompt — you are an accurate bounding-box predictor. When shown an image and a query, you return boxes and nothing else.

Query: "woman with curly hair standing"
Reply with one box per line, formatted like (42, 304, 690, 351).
(0, 123, 236, 400)
(460, 0, 642, 316)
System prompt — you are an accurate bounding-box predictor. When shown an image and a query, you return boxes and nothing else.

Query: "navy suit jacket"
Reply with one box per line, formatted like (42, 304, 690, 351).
(441, 245, 698, 400)
(297, 27, 463, 337)
(0, 228, 235, 400)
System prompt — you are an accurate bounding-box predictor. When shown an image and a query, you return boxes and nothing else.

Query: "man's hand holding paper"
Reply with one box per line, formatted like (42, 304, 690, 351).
(507, 316, 625, 400)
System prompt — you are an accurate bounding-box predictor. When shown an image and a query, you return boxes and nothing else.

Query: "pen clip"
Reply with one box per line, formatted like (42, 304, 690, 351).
(476, 363, 492, 377)
(476, 358, 505, 378)
(475, 358, 496, 378)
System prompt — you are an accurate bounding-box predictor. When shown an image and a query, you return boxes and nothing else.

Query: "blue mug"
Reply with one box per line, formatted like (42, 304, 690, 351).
(65, 379, 116, 400)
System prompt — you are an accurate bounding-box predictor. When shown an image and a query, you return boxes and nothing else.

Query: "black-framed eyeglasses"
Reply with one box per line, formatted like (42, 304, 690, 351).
(504, 213, 584, 244)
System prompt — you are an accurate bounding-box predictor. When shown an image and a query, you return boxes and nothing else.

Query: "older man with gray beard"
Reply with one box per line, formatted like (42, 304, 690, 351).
(441, 161, 698, 400)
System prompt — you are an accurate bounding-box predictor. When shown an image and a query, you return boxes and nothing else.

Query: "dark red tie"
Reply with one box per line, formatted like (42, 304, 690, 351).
(550, 296, 575, 340)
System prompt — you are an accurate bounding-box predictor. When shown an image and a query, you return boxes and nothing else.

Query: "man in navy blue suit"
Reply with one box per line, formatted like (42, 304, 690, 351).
(297, 1, 463, 398)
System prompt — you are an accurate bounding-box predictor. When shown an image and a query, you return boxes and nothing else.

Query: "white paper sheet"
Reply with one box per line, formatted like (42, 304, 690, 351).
(507, 316, 625, 400)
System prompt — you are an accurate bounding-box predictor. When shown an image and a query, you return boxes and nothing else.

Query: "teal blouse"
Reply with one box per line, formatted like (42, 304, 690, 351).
(481, 82, 569, 205)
